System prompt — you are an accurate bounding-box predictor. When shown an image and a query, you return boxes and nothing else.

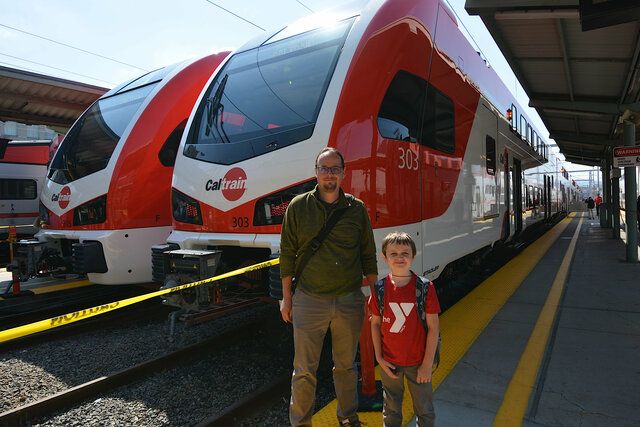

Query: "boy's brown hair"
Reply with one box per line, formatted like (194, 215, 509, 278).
(381, 231, 416, 257)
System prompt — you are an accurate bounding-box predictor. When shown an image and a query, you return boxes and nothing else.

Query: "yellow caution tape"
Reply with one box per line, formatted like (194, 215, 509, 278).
(0, 257, 280, 343)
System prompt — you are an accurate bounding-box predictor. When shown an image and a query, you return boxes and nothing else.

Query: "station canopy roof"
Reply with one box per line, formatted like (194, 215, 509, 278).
(0, 65, 108, 134)
(466, 0, 640, 166)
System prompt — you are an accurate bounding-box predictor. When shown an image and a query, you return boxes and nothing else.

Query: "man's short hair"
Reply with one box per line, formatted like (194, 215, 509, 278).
(381, 231, 416, 257)
(315, 147, 345, 168)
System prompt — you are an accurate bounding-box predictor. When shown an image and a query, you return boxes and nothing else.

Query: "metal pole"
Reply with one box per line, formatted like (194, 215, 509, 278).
(613, 168, 620, 239)
(602, 158, 611, 228)
(623, 121, 638, 262)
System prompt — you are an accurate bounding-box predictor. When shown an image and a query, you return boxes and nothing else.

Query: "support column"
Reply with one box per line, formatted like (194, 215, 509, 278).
(612, 167, 620, 239)
(623, 122, 638, 262)
(602, 158, 612, 228)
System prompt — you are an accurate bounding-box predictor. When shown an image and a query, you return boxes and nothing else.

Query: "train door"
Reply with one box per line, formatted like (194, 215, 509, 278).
(502, 148, 510, 239)
(479, 106, 498, 221)
(513, 158, 523, 233)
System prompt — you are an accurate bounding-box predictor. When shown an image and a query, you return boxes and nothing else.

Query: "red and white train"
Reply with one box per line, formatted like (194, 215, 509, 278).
(0, 139, 51, 237)
(11, 52, 228, 284)
(152, 0, 579, 307)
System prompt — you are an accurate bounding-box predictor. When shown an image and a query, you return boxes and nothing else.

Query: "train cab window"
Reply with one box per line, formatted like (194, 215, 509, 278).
(520, 116, 528, 141)
(184, 18, 354, 165)
(377, 71, 426, 143)
(49, 83, 157, 185)
(422, 84, 455, 154)
(485, 135, 496, 175)
(0, 178, 37, 200)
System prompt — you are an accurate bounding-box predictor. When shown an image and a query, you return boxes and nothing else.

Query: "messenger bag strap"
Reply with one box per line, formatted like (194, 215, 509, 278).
(294, 195, 353, 281)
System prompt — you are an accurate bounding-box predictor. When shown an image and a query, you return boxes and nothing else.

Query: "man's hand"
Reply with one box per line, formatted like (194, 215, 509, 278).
(280, 296, 292, 323)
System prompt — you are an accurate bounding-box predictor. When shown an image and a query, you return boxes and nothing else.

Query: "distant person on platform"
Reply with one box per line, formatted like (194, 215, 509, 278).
(586, 196, 595, 219)
(595, 194, 602, 216)
(279, 147, 378, 427)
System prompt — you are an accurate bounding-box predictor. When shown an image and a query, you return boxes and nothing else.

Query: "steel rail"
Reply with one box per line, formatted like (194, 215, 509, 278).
(0, 312, 280, 426)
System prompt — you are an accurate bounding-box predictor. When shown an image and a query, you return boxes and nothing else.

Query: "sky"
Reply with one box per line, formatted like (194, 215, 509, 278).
(0, 0, 599, 184)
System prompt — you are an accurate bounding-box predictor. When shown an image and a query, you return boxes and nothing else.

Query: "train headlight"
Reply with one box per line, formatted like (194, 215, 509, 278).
(39, 201, 50, 225)
(253, 179, 316, 226)
(172, 189, 203, 225)
(73, 195, 107, 226)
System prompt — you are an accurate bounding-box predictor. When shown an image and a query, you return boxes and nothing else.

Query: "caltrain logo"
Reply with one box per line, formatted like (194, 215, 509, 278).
(205, 167, 247, 201)
(51, 186, 71, 209)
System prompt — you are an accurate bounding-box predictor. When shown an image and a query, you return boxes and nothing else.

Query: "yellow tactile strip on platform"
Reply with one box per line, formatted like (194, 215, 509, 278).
(313, 214, 575, 426)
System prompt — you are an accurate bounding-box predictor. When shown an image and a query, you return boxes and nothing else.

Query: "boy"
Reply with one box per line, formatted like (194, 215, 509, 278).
(368, 231, 441, 427)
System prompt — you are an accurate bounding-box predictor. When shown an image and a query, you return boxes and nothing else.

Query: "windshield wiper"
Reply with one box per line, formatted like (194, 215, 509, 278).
(205, 74, 231, 143)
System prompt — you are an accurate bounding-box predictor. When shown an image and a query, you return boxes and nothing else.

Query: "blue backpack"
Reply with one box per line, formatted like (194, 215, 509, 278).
(374, 275, 441, 368)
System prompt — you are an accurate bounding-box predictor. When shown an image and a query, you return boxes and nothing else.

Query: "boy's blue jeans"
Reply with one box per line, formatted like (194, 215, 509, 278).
(380, 364, 435, 427)
(289, 288, 365, 426)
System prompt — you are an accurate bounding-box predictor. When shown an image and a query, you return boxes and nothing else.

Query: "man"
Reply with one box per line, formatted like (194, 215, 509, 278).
(595, 194, 602, 216)
(280, 147, 378, 427)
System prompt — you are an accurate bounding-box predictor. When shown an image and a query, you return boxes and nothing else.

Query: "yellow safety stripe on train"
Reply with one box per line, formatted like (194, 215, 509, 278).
(0, 225, 34, 229)
(0, 258, 280, 344)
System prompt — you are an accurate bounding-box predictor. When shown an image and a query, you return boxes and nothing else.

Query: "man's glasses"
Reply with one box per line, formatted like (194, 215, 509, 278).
(316, 166, 344, 175)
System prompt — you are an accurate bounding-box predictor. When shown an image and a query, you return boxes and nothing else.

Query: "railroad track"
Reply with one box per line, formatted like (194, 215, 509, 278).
(0, 302, 280, 426)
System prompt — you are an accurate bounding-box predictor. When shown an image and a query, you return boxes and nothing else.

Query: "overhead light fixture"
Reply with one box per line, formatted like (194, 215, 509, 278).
(621, 109, 640, 125)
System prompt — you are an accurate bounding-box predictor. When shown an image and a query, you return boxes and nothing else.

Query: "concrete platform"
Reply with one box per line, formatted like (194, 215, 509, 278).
(0, 268, 92, 299)
(436, 213, 640, 426)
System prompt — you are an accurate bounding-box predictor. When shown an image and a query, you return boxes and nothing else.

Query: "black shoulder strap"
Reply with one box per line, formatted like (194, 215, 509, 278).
(294, 194, 353, 281)
(416, 276, 429, 330)
(374, 277, 386, 316)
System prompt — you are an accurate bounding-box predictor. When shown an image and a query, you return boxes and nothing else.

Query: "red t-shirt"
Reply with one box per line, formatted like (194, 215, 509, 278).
(368, 273, 441, 366)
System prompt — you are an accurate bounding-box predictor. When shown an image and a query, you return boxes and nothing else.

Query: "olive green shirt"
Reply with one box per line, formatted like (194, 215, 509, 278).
(280, 186, 378, 296)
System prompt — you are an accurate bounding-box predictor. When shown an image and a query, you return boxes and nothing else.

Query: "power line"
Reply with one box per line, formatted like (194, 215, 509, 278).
(295, 0, 315, 13)
(0, 23, 148, 72)
(203, 0, 266, 31)
(0, 52, 117, 86)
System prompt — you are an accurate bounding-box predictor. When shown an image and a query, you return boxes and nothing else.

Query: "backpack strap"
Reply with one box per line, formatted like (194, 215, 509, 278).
(373, 277, 386, 317)
(416, 275, 440, 369)
(415, 276, 429, 330)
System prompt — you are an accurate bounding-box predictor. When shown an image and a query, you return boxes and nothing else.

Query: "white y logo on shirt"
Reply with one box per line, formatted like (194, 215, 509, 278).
(388, 302, 415, 333)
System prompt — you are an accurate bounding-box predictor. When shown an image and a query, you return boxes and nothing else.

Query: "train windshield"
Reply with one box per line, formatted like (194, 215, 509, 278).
(184, 18, 354, 165)
(48, 83, 157, 185)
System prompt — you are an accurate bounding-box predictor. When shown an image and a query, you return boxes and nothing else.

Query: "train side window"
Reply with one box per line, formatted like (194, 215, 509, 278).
(158, 119, 188, 167)
(377, 70, 426, 143)
(0, 178, 37, 200)
(532, 130, 537, 149)
(520, 115, 527, 141)
(510, 103, 518, 130)
(422, 83, 455, 154)
(485, 135, 496, 175)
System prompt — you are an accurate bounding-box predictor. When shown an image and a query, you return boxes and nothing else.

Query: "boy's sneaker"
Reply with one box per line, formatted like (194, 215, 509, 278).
(339, 419, 364, 427)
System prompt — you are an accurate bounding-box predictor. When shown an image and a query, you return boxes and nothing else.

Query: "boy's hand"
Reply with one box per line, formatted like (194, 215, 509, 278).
(378, 358, 399, 379)
(417, 362, 432, 383)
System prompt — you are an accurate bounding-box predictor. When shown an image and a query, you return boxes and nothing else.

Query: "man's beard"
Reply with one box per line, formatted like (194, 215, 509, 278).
(321, 181, 338, 192)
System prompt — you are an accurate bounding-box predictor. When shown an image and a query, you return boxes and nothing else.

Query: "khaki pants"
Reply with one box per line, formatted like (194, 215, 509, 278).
(289, 289, 365, 426)
(380, 365, 435, 427)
